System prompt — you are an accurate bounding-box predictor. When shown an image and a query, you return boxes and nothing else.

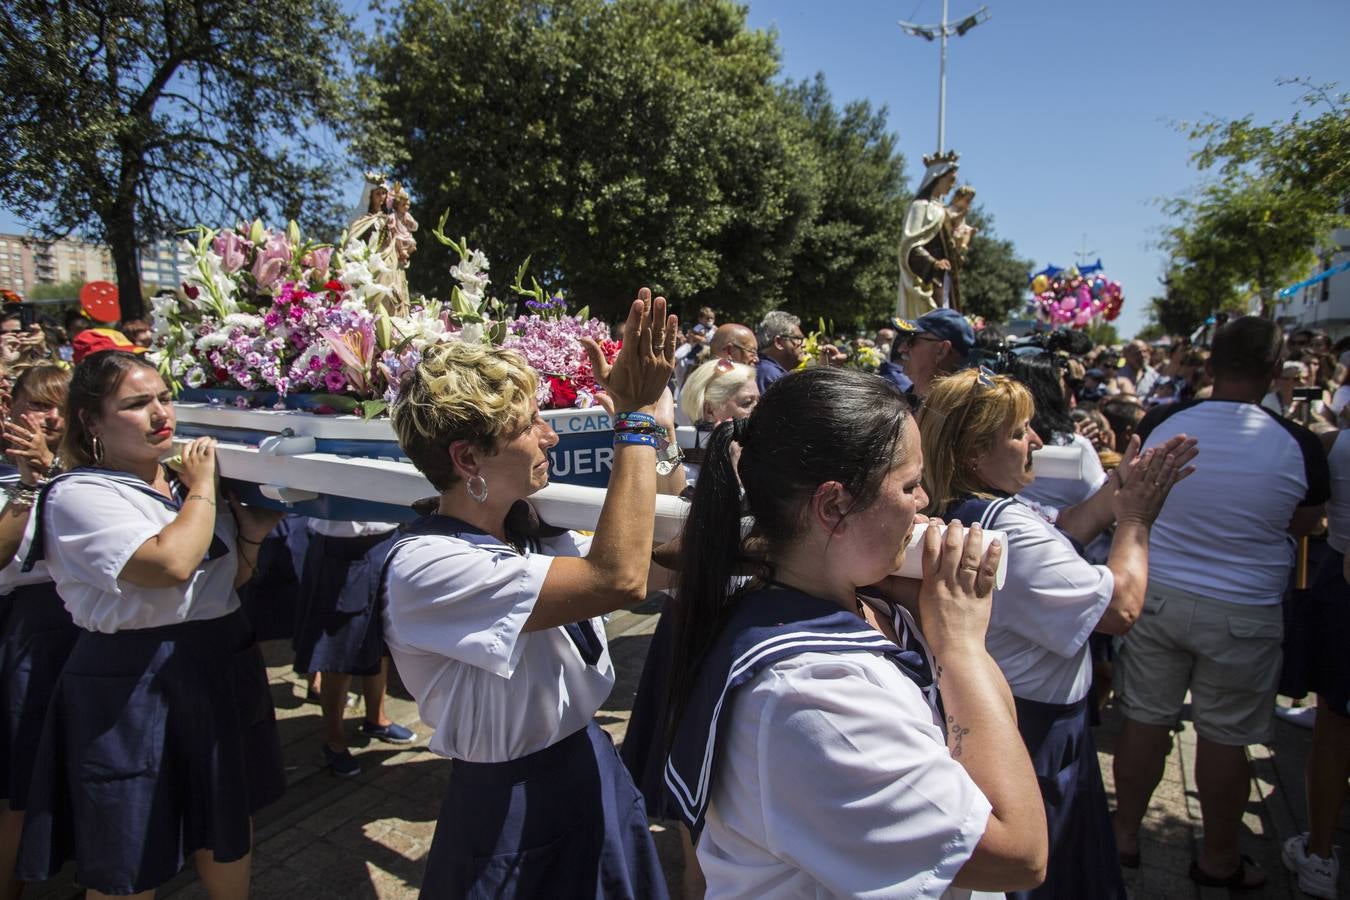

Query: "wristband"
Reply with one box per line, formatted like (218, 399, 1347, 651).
(613, 411, 657, 429)
(614, 432, 660, 449)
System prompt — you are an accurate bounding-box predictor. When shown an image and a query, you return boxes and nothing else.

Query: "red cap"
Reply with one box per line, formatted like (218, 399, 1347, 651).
(72, 328, 147, 364)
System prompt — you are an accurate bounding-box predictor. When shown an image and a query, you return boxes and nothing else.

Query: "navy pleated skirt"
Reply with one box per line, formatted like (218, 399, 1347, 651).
(1008, 695, 1125, 900)
(422, 721, 669, 900)
(17, 608, 285, 895)
(292, 529, 396, 676)
(237, 517, 309, 643)
(0, 582, 80, 810)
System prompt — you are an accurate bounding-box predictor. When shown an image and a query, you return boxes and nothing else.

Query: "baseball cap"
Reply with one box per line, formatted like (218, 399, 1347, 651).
(72, 328, 147, 364)
(893, 309, 975, 356)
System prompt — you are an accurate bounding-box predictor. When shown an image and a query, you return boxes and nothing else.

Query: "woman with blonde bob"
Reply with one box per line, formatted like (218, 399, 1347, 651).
(678, 358, 758, 427)
(383, 289, 675, 899)
(919, 368, 1197, 899)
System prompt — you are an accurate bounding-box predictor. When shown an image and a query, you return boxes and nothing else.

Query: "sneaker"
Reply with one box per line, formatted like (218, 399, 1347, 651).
(358, 720, 416, 744)
(321, 744, 361, 778)
(1282, 833, 1340, 899)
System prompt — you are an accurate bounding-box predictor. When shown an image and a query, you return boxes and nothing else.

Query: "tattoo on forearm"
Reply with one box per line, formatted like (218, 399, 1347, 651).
(947, 715, 970, 758)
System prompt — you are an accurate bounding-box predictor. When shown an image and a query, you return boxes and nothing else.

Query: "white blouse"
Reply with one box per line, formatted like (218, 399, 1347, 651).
(984, 499, 1114, 705)
(0, 509, 50, 592)
(383, 527, 614, 764)
(42, 472, 240, 633)
(698, 648, 991, 899)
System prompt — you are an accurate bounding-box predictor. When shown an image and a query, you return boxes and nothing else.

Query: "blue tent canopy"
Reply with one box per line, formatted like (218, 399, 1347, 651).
(1278, 259, 1350, 298)
(1029, 259, 1105, 284)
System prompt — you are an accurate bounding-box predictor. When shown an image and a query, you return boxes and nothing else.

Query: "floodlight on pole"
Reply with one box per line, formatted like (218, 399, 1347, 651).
(898, 2, 990, 153)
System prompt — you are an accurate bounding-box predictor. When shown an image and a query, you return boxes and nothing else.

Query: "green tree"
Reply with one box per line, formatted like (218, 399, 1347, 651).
(362, 0, 817, 323)
(25, 280, 86, 302)
(1085, 320, 1120, 346)
(959, 206, 1033, 325)
(0, 0, 355, 319)
(777, 77, 906, 330)
(1161, 81, 1349, 317)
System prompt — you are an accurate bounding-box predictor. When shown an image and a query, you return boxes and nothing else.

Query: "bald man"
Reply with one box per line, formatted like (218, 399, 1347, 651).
(708, 323, 759, 366)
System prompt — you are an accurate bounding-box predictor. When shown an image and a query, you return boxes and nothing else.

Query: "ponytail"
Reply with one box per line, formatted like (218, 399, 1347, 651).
(664, 419, 747, 741)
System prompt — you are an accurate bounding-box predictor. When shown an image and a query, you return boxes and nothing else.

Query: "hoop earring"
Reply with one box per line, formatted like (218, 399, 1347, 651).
(466, 474, 488, 503)
(90, 435, 105, 464)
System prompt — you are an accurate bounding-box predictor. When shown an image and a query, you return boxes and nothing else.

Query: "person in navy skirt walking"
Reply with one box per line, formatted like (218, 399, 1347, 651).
(0, 364, 72, 899)
(16, 351, 285, 899)
(383, 289, 675, 899)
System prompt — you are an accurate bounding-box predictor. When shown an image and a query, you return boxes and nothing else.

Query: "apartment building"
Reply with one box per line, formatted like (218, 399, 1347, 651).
(0, 233, 190, 297)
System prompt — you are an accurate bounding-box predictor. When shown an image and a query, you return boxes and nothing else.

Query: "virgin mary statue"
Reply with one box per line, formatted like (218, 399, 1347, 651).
(897, 151, 960, 320)
(348, 171, 407, 313)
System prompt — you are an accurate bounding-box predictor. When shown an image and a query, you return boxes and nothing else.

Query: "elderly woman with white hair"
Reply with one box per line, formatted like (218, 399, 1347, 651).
(677, 358, 758, 485)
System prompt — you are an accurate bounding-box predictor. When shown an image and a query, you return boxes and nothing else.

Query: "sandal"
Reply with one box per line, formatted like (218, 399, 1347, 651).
(1188, 855, 1266, 890)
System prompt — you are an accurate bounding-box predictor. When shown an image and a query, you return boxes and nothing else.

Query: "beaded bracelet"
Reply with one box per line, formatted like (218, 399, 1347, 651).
(614, 421, 668, 439)
(613, 432, 660, 449)
(4, 481, 41, 510)
(613, 411, 657, 428)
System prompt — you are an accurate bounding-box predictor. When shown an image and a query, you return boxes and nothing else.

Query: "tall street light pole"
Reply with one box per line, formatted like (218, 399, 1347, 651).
(899, 2, 991, 153)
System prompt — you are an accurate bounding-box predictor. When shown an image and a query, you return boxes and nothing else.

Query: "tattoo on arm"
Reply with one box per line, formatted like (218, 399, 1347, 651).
(946, 715, 971, 758)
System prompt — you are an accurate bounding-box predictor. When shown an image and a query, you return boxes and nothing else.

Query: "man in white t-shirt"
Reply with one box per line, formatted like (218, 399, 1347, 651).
(1111, 316, 1330, 890)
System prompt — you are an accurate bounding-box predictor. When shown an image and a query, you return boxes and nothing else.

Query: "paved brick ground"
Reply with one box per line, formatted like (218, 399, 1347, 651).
(25, 597, 1349, 898)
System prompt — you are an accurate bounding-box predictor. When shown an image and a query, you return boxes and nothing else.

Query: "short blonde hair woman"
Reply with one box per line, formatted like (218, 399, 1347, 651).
(384, 289, 677, 898)
(677, 359, 758, 426)
(918, 367, 1195, 898)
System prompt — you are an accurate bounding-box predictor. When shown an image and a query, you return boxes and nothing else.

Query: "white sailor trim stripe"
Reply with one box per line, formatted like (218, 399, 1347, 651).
(664, 629, 894, 822)
(979, 496, 1015, 530)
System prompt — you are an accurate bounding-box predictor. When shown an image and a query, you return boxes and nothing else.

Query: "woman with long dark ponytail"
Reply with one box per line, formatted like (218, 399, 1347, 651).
(664, 367, 1048, 898)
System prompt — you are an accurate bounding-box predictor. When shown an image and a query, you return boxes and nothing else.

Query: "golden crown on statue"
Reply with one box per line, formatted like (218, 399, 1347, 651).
(921, 150, 960, 168)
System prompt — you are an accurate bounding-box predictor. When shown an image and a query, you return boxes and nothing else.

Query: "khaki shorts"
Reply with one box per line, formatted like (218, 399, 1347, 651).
(1115, 581, 1284, 746)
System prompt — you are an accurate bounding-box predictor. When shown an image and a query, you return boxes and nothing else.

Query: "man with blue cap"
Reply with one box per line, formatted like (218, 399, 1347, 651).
(886, 308, 975, 405)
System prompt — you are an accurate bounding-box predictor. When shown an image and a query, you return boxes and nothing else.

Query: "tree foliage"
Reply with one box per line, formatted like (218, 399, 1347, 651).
(1156, 80, 1349, 324)
(776, 77, 907, 328)
(959, 206, 1033, 324)
(362, 0, 1030, 329)
(0, 0, 355, 318)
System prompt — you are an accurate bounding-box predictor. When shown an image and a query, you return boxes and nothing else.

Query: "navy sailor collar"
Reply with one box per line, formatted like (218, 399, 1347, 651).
(664, 586, 937, 842)
(23, 466, 229, 572)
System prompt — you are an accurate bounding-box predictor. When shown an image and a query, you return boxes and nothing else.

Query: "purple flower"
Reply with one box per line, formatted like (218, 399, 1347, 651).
(324, 370, 347, 392)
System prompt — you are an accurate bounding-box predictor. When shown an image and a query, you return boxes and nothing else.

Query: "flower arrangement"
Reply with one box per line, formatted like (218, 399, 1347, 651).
(151, 211, 619, 415)
(501, 258, 617, 409)
(1027, 266, 1124, 329)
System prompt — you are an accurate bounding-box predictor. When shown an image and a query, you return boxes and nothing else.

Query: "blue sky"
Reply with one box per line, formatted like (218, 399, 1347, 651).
(6, 0, 1347, 337)
(741, 0, 1350, 336)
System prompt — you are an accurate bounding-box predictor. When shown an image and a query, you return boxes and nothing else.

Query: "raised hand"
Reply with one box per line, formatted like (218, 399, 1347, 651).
(3, 413, 53, 480)
(580, 287, 678, 414)
(1114, 434, 1198, 526)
